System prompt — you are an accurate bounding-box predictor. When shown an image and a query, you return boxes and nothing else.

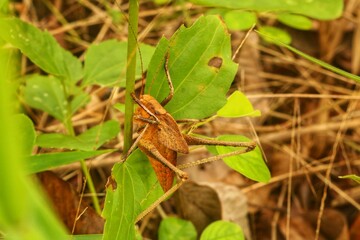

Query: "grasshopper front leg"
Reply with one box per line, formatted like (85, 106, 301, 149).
(137, 139, 188, 182)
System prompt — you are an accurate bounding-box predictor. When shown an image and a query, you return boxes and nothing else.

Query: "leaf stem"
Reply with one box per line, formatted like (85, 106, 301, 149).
(64, 116, 75, 136)
(79, 160, 101, 214)
(61, 79, 101, 215)
(123, 0, 139, 154)
(67, 119, 101, 214)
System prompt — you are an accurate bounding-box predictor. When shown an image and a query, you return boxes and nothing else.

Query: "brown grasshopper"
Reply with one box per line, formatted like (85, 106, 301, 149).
(128, 52, 256, 221)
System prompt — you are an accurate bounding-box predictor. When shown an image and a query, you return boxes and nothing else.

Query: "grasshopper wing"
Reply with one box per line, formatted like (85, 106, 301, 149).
(158, 113, 189, 154)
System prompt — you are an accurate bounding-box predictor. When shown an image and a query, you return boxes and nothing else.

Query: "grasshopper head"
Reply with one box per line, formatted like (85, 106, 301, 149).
(134, 94, 167, 124)
(137, 95, 166, 115)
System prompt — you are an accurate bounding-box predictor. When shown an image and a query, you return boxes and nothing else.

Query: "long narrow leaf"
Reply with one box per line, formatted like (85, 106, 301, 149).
(27, 150, 113, 174)
(0, 42, 68, 239)
(256, 30, 360, 83)
(36, 120, 120, 151)
(189, 0, 343, 20)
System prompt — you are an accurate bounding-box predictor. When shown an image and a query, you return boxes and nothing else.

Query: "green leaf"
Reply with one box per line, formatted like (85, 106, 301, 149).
(215, 135, 270, 183)
(22, 75, 89, 122)
(107, 9, 123, 24)
(206, 8, 229, 16)
(146, 15, 238, 120)
(200, 221, 244, 240)
(135, 230, 143, 240)
(258, 26, 292, 45)
(127, 149, 164, 212)
(13, 114, 36, 156)
(36, 120, 120, 151)
(102, 161, 145, 240)
(159, 217, 197, 240)
(113, 103, 125, 113)
(224, 11, 257, 31)
(23, 74, 69, 122)
(0, 1, 9, 14)
(217, 90, 261, 118)
(0, 27, 68, 239)
(83, 40, 155, 87)
(277, 13, 313, 30)
(71, 234, 103, 240)
(339, 174, 360, 184)
(26, 149, 113, 174)
(0, 17, 82, 82)
(256, 30, 360, 83)
(70, 92, 90, 114)
(0, 44, 20, 81)
(153, 0, 169, 5)
(102, 149, 165, 240)
(188, 0, 343, 20)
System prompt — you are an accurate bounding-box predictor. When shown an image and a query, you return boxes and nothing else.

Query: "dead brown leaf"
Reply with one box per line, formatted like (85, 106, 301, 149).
(174, 181, 221, 235)
(37, 171, 104, 234)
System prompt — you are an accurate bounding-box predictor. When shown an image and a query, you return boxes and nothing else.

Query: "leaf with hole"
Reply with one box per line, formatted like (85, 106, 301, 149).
(146, 15, 238, 120)
(0, 17, 82, 82)
(36, 120, 120, 151)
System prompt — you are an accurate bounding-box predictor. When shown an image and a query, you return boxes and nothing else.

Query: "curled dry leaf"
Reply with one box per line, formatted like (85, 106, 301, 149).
(203, 182, 252, 240)
(174, 181, 222, 235)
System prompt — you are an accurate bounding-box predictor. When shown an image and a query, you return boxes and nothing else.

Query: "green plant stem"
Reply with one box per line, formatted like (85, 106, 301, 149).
(72, 125, 101, 214)
(123, 0, 139, 154)
(64, 116, 75, 136)
(62, 88, 101, 214)
(179, 0, 191, 26)
(60, 78, 75, 137)
(79, 159, 101, 214)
